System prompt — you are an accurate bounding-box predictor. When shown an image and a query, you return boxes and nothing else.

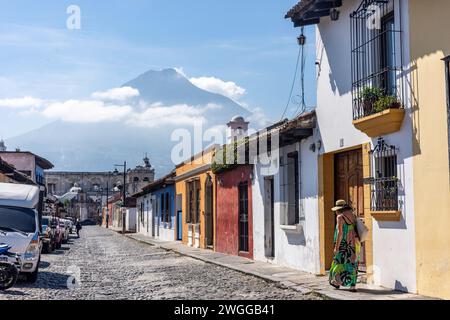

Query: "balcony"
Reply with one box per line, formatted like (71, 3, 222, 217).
(353, 107, 405, 138)
(351, 0, 405, 137)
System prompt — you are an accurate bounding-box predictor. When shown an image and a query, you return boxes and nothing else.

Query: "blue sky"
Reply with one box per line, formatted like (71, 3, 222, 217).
(0, 0, 316, 139)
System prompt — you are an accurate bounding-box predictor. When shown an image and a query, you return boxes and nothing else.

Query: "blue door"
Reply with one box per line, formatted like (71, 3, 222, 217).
(177, 211, 182, 241)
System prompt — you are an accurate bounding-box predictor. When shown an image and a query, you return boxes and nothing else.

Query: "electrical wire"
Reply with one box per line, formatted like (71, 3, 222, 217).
(280, 43, 302, 121)
(292, 28, 308, 118)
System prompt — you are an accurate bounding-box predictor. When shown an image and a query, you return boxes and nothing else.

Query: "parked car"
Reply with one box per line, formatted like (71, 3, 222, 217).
(59, 219, 70, 244)
(66, 218, 74, 234)
(51, 217, 63, 249)
(41, 216, 56, 253)
(0, 183, 42, 283)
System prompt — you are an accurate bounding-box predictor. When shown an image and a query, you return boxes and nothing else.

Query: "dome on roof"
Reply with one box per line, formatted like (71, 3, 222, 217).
(230, 115, 245, 122)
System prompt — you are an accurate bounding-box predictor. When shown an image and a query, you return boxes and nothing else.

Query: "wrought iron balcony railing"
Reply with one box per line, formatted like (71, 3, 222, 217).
(351, 0, 405, 120)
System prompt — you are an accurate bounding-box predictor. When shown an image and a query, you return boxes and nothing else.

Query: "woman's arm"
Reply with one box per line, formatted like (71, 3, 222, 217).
(334, 216, 344, 254)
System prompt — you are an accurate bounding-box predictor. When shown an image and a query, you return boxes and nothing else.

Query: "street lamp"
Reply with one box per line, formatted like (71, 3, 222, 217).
(104, 171, 114, 229)
(114, 162, 127, 234)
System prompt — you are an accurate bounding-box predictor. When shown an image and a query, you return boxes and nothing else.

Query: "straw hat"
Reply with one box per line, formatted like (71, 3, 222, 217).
(331, 199, 352, 212)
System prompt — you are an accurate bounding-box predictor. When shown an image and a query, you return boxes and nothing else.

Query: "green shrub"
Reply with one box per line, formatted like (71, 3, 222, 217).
(373, 95, 401, 113)
(211, 142, 238, 174)
(361, 87, 383, 103)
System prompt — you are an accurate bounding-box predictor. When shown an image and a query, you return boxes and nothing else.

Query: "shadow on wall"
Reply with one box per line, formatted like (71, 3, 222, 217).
(407, 48, 449, 158)
(318, 21, 352, 97)
(394, 280, 409, 293)
(407, 60, 422, 157)
(286, 226, 307, 246)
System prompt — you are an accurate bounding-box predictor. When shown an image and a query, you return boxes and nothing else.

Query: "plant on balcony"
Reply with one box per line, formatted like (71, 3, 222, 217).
(373, 95, 402, 113)
(361, 87, 383, 115)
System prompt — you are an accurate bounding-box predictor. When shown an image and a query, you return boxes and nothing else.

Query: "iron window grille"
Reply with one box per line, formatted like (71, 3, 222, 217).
(351, 0, 405, 120)
(238, 183, 249, 252)
(279, 151, 300, 225)
(365, 138, 399, 211)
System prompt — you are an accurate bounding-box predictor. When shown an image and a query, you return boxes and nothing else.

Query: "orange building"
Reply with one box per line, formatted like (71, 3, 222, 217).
(175, 145, 218, 249)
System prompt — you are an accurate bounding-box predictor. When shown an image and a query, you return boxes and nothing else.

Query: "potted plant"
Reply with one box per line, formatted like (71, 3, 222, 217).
(361, 87, 383, 116)
(373, 95, 402, 113)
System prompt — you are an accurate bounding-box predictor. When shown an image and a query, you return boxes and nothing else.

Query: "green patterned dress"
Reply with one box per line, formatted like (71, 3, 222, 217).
(329, 215, 361, 288)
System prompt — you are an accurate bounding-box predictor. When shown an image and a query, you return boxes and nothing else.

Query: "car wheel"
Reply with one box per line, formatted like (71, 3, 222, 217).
(24, 262, 39, 283)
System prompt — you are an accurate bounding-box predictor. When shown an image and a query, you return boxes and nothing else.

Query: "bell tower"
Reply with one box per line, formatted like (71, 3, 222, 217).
(227, 116, 249, 143)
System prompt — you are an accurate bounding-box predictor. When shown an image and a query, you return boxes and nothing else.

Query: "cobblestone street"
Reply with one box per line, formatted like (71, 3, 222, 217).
(0, 226, 320, 300)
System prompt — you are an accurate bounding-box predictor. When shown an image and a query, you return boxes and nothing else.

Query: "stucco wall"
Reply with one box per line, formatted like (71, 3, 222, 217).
(175, 148, 216, 249)
(216, 165, 253, 259)
(252, 137, 321, 274)
(135, 194, 154, 237)
(409, 0, 450, 299)
(126, 208, 137, 232)
(315, 0, 417, 292)
(152, 184, 176, 241)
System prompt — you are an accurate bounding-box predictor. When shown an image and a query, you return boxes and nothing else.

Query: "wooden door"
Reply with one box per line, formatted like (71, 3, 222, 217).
(335, 149, 366, 270)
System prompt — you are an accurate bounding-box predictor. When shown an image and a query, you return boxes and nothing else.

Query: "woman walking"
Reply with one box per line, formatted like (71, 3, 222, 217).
(329, 200, 361, 292)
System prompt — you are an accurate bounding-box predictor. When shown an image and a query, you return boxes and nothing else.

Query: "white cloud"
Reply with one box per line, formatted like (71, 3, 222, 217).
(173, 67, 187, 78)
(127, 103, 222, 128)
(243, 104, 272, 129)
(41, 100, 132, 123)
(91, 86, 139, 101)
(0, 96, 44, 109)
(189, 77, 246, 101)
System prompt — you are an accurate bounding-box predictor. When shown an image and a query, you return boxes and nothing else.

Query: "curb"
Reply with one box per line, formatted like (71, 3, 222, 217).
(123, 233, 332, 300)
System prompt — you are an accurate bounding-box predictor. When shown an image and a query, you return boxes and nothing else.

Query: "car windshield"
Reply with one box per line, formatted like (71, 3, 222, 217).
(42, 217, 50, 226)
(0, 206, 36, 234)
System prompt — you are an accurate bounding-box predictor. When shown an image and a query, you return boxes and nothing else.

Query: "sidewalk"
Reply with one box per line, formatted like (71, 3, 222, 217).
(125, 233, 432, 300)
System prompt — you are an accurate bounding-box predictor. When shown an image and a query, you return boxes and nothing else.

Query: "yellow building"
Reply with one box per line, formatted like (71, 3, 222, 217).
(409, 0, 450, 299)
(175, 145, 217, 250)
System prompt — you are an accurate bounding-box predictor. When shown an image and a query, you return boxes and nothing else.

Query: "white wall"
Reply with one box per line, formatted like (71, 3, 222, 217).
(315, 0, 417, 292)
(126, 208, 137, 232)
(252, 135, 321, 274)
(156, 224, 175, 242)
(136, 194, 154, 237)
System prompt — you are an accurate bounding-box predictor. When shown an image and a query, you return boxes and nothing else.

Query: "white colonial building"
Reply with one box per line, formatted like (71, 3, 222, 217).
(252, 112, 320, 273)
(284, 0, 417, 292)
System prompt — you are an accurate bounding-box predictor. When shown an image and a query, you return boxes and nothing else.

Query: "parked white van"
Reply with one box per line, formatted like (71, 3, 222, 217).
(0, 183, 42, 283)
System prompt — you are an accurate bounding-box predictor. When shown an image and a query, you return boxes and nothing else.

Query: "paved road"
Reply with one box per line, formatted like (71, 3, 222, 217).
(1, 226, 320, 300)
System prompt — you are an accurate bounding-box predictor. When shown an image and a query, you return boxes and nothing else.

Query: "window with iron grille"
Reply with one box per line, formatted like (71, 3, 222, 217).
(280, 151, 300, 225)
(351, 0, 404, 120)
(186, 180, 200, 224)
(366, 138, 399, 211)
(186, 182, 194, 223)
(238, 183, 249, 252)
(195, 186, 200, 224)
(165, 192, 170, 224)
